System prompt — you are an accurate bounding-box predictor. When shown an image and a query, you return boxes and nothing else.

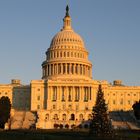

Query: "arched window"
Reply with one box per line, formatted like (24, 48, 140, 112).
(88, 114, 92, 120)
(62, 114, 66, 121)
(54, 114, 58, 120)
(68, 104, 72, 110)
(79, 114, 83, 121)
(70, 114, 75, 120)
(45, 114, 49, 121)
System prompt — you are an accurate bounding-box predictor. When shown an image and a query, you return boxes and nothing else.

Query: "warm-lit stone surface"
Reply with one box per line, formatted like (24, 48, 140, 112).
(0, 6, 140, 129)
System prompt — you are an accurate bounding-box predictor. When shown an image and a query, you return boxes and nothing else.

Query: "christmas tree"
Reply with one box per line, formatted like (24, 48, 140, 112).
(90, 84, 112, 136)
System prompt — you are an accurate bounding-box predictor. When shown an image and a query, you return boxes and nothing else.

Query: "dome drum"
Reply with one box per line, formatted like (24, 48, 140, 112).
(42, 62, 92, 80)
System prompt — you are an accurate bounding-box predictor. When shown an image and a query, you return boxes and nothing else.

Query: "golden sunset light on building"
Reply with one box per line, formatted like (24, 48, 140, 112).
(0, 5, 140, 129)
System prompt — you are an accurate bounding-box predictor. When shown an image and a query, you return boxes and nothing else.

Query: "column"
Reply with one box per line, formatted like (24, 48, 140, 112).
(57, 86, 59, 100)
(69, 63, 71, 74)
(47, 65, 49, 76)
(61, 63, 63, 74)
(66, 87, 68, 101)
(46, 66, 48, 76)
(80, 87, 82, 101)
(87, 87, 89, 100)
(82, 87, 84, 101)
(49, 64, 51, 76)
(72, 86, 74, 102)
(74, 64, 75, 74)
(56, 64, 58, 75)
(86, 66, 88, 76)
(82, 65, 83, 75)
(65, 63, 67, 74)
(90, 87, 92, 100)
(52, 64, 55, 75)
(78, 64, 80, 75)
(71, 64, 73, 74)
(59, 86, 61, 101)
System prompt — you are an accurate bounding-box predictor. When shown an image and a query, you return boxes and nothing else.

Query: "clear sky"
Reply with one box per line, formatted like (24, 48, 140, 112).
(0, 0, 140, 86)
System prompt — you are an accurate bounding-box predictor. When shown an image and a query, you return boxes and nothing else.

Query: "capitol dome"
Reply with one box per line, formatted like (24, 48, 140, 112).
(50, 29, 85, 48)
(42, 5, 92, 80)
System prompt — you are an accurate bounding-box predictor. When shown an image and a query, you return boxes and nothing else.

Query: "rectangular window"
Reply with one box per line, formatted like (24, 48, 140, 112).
(37, 96, 40, 101)
(84, 87, 88, 102)
(76, 105, 79, 110)
(68, 87, 72, 101)
(75, 87, 80, 101)
(120, 99, 123, 105)
(113, 100, 116, 104)
(62, 87, 65, 101)
(53, 104, 56, 110)
(52, 86, 57, 101)
(89, 87, 92, 100)
(37, 105, 40, 109)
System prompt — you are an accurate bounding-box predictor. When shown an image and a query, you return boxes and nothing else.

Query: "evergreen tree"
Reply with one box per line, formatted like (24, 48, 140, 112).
(132, 100, 140, 120)
(90, 84, 112, 136)
(0, 96, 11, 129)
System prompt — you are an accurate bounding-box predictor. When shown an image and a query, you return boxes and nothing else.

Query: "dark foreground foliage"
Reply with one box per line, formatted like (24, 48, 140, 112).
(132, 100, 140, 120)
(0, 96, 11, 129)
(0, 129, 140, 140)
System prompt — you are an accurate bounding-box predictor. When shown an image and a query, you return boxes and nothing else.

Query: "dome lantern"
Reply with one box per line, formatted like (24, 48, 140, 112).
(62, 5, 72, 31)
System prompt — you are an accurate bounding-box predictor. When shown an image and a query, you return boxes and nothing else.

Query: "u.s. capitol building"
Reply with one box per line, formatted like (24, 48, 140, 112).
(0, 6, 140, 129)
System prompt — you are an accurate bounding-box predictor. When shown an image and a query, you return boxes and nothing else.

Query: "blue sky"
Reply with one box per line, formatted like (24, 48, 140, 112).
(0, 0, 140, 85)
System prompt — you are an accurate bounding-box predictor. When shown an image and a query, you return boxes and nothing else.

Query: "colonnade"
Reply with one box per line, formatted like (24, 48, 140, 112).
(48, 86, 92, 102)
(42, 63, 92, 78)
